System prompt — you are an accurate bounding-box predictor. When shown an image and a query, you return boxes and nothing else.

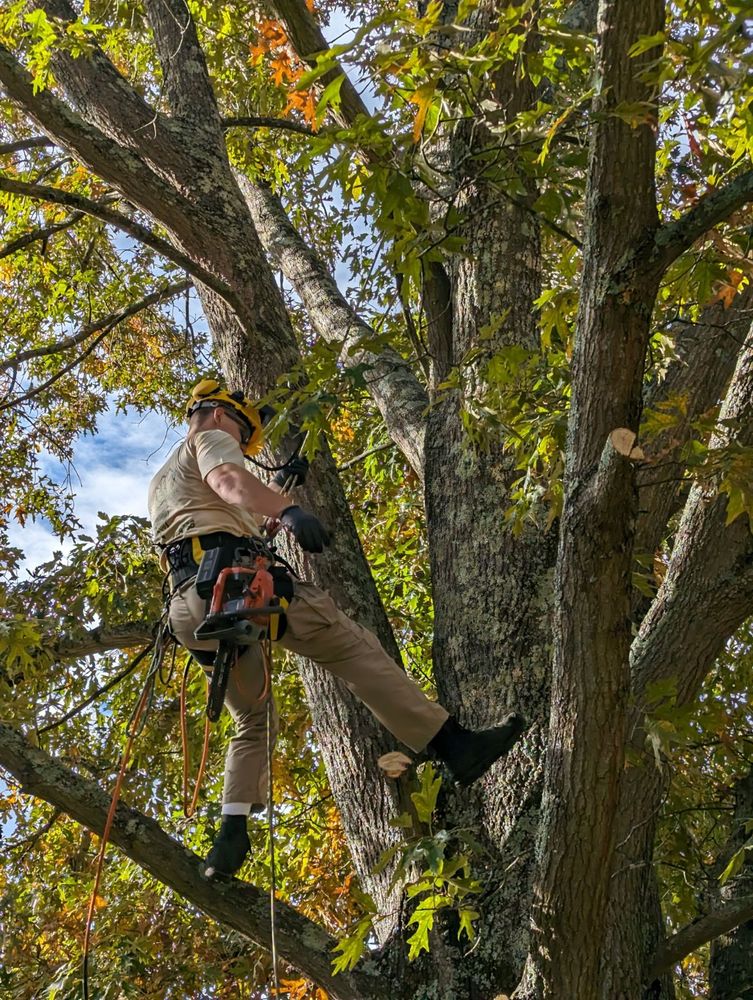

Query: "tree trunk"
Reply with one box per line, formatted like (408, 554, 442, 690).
(709, 770, 753, 1000)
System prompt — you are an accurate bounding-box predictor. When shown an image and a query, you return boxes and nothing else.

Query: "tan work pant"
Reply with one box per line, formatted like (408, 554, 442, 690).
(169, 578, 448, 810)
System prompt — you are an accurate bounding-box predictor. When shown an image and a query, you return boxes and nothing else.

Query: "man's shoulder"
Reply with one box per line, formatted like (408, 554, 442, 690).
(193, 429, 245, 467)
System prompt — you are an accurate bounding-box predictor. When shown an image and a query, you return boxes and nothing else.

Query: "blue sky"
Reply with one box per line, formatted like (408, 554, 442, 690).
(8, 406, 183, 570)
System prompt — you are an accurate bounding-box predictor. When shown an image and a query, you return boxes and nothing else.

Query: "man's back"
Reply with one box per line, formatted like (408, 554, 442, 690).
(148, 429, 262, 553)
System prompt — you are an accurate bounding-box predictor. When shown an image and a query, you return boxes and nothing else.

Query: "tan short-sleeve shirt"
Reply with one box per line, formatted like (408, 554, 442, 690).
(148, 430, 263, 561)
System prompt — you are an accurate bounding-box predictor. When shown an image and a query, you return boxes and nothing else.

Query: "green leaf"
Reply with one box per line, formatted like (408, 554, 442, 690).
(458, 907, 479, 941)
(406, 894, 451, 960)
(720, 846, 745, 885)
(389, 811, 415, 829)
(295, 58, 338, 90)
(628, 31, 666, 57)
(316, 74, 345, 124)
(411, 763, 441, 824)
(331, 915, 372, 974)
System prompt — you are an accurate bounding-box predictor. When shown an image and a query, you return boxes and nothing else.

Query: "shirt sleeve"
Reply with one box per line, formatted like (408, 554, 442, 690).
(193, 430, 246, 480)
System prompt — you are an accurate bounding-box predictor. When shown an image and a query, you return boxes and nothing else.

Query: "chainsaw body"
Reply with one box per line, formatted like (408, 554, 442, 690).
(194, 556, 286, 722)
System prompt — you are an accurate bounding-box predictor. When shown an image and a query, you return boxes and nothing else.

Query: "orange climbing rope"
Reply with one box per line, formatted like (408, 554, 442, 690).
(82, 564, 282, 998)
(82, 644, 160, 1000)
(180, 660, 211, 818)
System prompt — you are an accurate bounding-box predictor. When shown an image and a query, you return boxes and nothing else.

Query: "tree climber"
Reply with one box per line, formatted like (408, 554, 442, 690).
(148, 380, 527, 877)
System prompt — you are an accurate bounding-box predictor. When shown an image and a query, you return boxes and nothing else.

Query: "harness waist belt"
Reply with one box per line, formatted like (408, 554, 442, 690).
(163, 532, 273, 591)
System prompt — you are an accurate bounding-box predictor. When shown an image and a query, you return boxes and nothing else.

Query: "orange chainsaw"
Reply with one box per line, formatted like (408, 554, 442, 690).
(194, 556, 287, 721)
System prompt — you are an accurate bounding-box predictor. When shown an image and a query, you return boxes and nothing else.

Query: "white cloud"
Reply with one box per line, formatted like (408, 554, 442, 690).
(9, 405, 183, 572)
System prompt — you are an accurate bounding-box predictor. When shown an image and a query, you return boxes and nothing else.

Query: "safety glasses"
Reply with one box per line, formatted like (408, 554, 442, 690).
(223, 408, 252, 449)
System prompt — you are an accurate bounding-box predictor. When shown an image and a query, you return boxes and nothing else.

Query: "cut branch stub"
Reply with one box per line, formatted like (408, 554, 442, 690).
(377, 752, 413, 779)
(610, 428, 646, 461)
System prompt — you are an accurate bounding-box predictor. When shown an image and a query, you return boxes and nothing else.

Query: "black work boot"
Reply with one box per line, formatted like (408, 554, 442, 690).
(428, 714, 527, 787)
(203, 814, 250, 878)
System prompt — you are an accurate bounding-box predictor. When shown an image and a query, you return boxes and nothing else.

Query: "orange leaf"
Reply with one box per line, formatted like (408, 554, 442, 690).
(409, 83, 435, 144)
(258, 18, 287, 47)
(249, 40, 267, 63)
(712, 270, 744, 309)
(271, 55, 291, 86)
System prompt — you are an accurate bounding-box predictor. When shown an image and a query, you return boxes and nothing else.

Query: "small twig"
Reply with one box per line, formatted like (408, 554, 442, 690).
(0, 279, 189, 371)
(222, 115, 317, 138)
(0, 174, 231, 298)
(38, 643, 154, 735)
(8, 807, 62, 859)
(337, 441, 396, 471)
(0, 210, 84, 261)
(0, 281, 190, 411)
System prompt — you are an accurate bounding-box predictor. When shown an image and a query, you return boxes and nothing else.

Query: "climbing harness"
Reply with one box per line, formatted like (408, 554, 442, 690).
(83, 532, 292, 998)
(164, 530, 293, 722)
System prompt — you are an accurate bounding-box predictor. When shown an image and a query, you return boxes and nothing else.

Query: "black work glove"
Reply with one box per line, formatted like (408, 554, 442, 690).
(280, 505, 330, 553)
(272, 455, 309, 489)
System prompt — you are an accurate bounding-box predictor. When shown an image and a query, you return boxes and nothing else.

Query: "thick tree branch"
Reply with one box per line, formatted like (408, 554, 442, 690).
(649, 170, 753, 278)
(0, 175, 231, 298)
(34, 0, 173, 158)
(562, 0, 598, 31)
(141, 0, 222, 131)
(238, 177, 428, 478)
(0, 722, 382, 1000)
(527, 0, 665, 994)
(631, 320, 753, 704)
(55, 621, 154, 660)
(0, 46, 304, 345)
(649, 896, 753, 979)
(0, 278, 190, 372)
(604, 322, 753, 999)
(0, 41, 139, 166)
(635, 287, 753, 558)
(0, 136, 53, 155)
(0, 42, 194, 225)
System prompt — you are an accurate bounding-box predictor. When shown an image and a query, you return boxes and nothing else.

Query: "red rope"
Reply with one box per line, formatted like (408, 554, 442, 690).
(82, 679, 151, 999)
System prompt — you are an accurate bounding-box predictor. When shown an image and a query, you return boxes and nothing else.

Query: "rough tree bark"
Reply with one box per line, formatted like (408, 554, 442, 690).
(600, 315, 753, 1000)
(709, 769, 753, 1000)
(523, 1, 664, 995)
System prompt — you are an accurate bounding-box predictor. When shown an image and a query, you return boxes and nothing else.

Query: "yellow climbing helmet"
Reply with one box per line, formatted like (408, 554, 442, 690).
(186, 378, 264, 457)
